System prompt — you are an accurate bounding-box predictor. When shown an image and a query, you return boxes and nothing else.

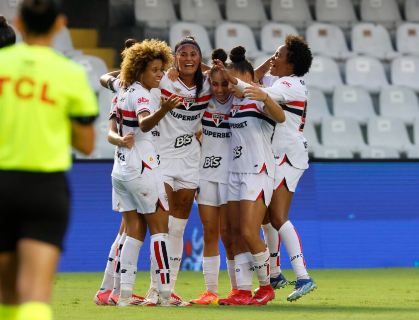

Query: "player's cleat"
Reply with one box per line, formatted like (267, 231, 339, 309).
(218, 290, 252, 306)
(94, 290, 111, 305)
(170, 293, 192, 307)
(227, 289, 240, 298)
(189, 291, 219, 305)
(117, 294, 147, 306)
(107, 292, 119, 306)
(287, 278, 317, 302)
(246, 285, 275, 306)
(158, 297, 173, 307)
(144, 287, 159, 306)
(254, 273, 288, 294)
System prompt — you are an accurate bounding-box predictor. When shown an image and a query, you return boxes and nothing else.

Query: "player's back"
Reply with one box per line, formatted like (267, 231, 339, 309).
(0, 43, 98, 172)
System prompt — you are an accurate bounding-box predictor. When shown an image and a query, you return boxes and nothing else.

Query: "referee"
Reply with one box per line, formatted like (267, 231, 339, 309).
(0, 1, 98, 320)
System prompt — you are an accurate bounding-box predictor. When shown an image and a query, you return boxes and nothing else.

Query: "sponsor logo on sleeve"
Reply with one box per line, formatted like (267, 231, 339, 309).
(137, 97, 149, 105)
(280, 81, 292, 88)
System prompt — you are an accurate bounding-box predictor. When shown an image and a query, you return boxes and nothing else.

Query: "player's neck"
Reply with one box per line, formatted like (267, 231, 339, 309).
(178, 73, 195, 88)
(24, 35, 53, 47)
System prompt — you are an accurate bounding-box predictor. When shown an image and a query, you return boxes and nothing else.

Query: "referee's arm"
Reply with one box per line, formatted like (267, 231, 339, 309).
(72, 119, 95, 155)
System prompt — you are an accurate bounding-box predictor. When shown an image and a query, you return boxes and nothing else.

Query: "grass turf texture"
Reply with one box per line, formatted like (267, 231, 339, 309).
(52, 268, 419, 320)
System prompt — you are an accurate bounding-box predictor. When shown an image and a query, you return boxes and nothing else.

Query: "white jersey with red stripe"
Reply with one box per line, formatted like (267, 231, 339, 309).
(158, 73, 212, 158)
(240, 75, 309, 169)
(200, 94, 234, 184)
(109, 92, 118, 119)
(228, 96, 276, 178)
(111, 82, 160, 181)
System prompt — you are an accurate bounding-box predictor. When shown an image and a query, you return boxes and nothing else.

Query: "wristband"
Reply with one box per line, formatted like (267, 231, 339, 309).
(107, 78, 117, 93)
(263, 93, 269, 103)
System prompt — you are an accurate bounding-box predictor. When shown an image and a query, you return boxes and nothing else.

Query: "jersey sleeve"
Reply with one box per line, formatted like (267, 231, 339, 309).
(262, 79, 298, 102)
(234, 78, 285, 103)
(109, 93, 118, 119)
(132, 90, 151, 115)
(67, 67, 99, 119)
(259, 75, 279, 87)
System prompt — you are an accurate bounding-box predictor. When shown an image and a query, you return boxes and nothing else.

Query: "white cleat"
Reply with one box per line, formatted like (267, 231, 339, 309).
(170, 293, 192, 307)
(117, 294, 147, 307)
(145, 287, 159, 306)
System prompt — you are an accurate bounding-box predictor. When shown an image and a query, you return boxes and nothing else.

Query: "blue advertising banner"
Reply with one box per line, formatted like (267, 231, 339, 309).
(58, 162, 419, 272)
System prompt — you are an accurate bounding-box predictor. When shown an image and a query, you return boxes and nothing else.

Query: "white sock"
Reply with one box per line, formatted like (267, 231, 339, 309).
(234, 252, 254, 291)
(262, 223, 281, 278)
(99, 233, 121, 292)
(168, 216, 188, 292)
(112, 232, 126, 296)
(226, 259, 238, 290)
(203, 256, 220, 295)
(149, 257, 158, 289)
(252, 249, 270, 287)
(150, 233, 171, 299)
(279, 220, 309, 280)
(120, 236, 143, 298)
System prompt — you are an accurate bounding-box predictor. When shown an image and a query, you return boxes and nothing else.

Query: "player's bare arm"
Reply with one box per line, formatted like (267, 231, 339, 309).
(100, 70, 120, 90)
(71, 120, 95, 155)
(254, 56, 272, 83)
(107, 117, 135, 149)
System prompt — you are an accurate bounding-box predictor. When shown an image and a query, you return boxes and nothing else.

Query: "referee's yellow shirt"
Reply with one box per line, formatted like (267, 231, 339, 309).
(0, 43, 98, 172)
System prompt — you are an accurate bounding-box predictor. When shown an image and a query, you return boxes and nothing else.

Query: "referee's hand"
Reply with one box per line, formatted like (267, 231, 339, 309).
(121, 132, 135, 149)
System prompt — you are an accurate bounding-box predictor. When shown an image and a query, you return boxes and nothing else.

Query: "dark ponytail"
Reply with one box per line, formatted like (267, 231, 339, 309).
(0, 15, 16, 48)
(20, 0, 61, 36)
(227, 46, 254, 81)
(210, 48, 227, 77)
(174, 36, 203, 100)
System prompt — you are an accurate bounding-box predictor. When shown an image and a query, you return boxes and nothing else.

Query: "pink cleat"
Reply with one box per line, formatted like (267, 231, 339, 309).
(94, 290, 112, 306)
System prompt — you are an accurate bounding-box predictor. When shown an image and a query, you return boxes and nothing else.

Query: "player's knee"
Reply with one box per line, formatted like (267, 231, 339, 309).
(221, 230, 233, 255)
(241, 226, 258, 244)
(270, 215, 287, 231)
(202, 222, 219, 244)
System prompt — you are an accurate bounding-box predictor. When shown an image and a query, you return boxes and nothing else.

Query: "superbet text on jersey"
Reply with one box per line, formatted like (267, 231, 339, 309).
(200, 95, 233, 184)
(158, 74, 211, 158)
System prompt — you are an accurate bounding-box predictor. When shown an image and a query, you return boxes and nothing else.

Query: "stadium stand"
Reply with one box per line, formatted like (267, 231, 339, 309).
(270, 0, 313, 30)
(368, 117, 413, 152)
(225, 0, 268, 29)
(396, 23, 419, 55)
(72, 55, 108, 93)
(379, 86, 419, 125)
(303, 121, 321, 155)
(360, 146, 400, 159)
(407, 119, 419, 158)
(405, 0, 419, 22)
(304, 56, 343, 94)
(215, 22, 264, 59)
(261, 23, 299, 55)
(306, 86, 331, 125)
(134, 0, 178, 29)
(321, 117, 366, 152)
(360, 0, 402, 29)
(345, 56, 389, 94)
(315, 0, 358, 29)
(180, 0, 224, 29)
(313, 146, 354, 159)
(306, 22, 356, 59)
(253, 54, 272, 68)
(333, 85, 376, 125)
(351, 23, 400, 60)
(0, 0, 19, 21)
(391, 56, 419, 93)
(170, 22, 213, 59)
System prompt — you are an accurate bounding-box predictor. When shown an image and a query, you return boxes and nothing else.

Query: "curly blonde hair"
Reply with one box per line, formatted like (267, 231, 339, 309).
(120, 39, 174, 85)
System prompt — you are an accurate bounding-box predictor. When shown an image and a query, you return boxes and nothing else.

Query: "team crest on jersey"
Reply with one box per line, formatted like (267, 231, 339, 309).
(212, 114, 225, 127)
(209, 104, 215, 109)
(149, 157, 154, 162)
(231, 105, 241, 117)
(183, 98, 195, 110)
(174, 87, 182, 93)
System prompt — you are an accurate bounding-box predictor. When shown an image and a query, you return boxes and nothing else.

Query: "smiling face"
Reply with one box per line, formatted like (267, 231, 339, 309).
(210, 71, 231, 102)
(175, 45, 201, 77)
(270, 45, 294, 78)
(227, 68, 252, 99)
(140, 59, 164, 90)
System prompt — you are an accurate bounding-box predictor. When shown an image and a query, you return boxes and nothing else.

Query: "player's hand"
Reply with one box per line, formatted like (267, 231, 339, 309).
(161, 94, 182, 112)
(195, 129, 202, 141)
(167, 67, 179, 82)
(213, 59, 232, 82)
(121, 132, 135, 149)
(243, 82, 268, 101)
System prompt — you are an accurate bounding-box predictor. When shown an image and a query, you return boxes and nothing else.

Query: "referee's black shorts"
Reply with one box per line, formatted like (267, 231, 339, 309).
(0, 170, 70, 252)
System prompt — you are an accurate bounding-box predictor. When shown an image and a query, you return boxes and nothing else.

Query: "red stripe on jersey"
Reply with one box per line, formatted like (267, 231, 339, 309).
(233, 103, 262, 113)
(154, 242, 164, 269)
(203, 111, 229, 119)
(285, 101, 306, 108)
(279, 155, 287, 166)
(161, 89, 211, 104)
(294, 227, 306, 268)
(117, 108, 136, 118)
(256, 190, 264, 201)
(259, 163, 266, 174)
(136, 107, 150, 115)
(196, 94, 212, 103)
(143, 161, 152, 170)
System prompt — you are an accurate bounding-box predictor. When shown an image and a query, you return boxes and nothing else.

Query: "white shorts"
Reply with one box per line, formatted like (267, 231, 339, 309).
(196, 180, 228, 207)
(274, 157, 305, 193)
(227, 171, 274, 207)
(160, 152, 199, 191)
(112, 167, 169, 214)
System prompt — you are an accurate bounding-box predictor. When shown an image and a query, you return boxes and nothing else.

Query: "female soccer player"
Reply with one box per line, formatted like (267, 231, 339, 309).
(214, 46, 285, 306)
(228, 34, 317, 302)
(189, 48, 236, 305)
(109, 39, 181, 307)
(0, 15, 16, 48)
(0, 1, 98, 320)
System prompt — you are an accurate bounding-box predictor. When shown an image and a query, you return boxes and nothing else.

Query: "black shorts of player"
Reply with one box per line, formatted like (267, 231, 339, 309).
(0, 170, 70, 252)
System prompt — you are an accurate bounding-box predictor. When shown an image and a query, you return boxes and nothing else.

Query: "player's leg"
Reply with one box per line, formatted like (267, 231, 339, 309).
(94, 217, 125, 305)
(0, 252, 18, 320)
(109, 229, 127, 305)
(270, 163, 316, 302)
(261, 210, 287, 290)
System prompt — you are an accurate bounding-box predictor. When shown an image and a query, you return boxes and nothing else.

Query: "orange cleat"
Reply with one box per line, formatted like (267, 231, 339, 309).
(227, 289, 239, 298)
(246, 285, 275, 306)
(94, 290, 111, 305)
(218, 290, 252, 306)
(190, 291, 219, 305)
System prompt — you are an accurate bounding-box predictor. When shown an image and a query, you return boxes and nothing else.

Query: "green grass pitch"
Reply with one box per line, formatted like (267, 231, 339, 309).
(52, 268, 419, 320)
